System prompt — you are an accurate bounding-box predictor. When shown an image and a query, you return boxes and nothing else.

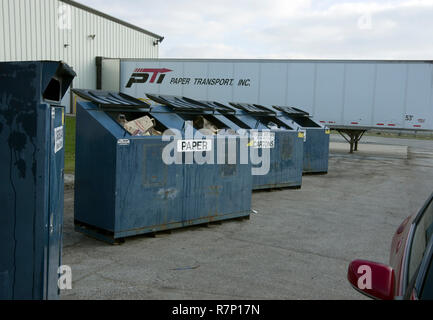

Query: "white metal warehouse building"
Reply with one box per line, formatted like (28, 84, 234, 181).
(0, 0, 163, 112)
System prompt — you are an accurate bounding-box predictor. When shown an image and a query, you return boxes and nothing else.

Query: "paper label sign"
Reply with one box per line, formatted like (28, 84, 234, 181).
(250, 132, 275, 149)
(177, 139, 212, 152)
(54, 126, 64, 153)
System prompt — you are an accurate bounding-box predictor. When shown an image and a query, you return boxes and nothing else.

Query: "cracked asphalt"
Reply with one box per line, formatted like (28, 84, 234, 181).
(61, 137, 433, 299)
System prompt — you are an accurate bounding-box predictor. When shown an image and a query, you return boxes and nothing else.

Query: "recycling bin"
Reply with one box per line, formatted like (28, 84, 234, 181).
(73, 90, 252, 243)
(227, 102, 303, 190)
(270, 106, 329, 174)
(0, 61, 75, 300)
(146, 95, 303, 191)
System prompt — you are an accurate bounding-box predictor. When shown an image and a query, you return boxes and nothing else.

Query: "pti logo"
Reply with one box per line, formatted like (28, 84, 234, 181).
(126, 68, 172, 87)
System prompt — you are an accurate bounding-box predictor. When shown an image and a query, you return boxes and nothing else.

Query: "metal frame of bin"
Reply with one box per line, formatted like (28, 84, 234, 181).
(145, 94, 246, 134)
(0, 61, 75, 300)
(271, 106, 330, 174)
(73, 90, 252, 243)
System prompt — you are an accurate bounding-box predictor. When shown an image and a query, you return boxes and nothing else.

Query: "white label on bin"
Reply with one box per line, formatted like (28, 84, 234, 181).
(117, 139, 130, 146)
(250, 132, 275, 149)
(177, 139, 212, 152)
(54, 126, 64, 153)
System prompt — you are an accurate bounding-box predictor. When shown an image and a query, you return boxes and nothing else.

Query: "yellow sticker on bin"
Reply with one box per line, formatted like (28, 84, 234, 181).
(298, 132, 304, 138)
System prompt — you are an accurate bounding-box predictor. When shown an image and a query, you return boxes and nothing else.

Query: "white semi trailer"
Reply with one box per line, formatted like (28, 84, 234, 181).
(96, 58, 433, 151)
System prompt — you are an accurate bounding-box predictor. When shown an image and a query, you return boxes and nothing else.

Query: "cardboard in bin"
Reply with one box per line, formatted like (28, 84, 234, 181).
(123, 115, 161, 136)
(193, 116, 218, 134)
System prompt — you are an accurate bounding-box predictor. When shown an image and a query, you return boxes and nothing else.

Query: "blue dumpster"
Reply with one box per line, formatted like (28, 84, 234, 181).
(223, 102, 303, 190)
(73, 90, 252, 243)
(0, 61, 75, 300)
(271, 106, 329, 174)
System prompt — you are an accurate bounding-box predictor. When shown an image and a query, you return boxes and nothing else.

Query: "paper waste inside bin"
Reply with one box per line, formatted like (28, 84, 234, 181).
(193, 116, 218, 134)
(123, 115, 161, 136)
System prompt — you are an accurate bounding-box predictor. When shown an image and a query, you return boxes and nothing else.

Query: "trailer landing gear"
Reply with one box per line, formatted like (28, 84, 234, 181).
(336, 129, 367, 153)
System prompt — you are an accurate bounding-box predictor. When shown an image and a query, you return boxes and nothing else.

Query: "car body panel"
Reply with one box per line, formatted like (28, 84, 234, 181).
(349, 191, 433, 300)
(389, 214, 415, 297)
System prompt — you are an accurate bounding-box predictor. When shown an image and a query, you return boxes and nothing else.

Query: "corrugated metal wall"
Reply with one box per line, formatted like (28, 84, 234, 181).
(0, 0, 159, 91)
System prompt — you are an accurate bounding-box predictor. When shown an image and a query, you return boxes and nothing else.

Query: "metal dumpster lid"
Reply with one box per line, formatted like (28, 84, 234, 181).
(229, 102, 275, 115)
(146, 94, 215, 112)
(73, 89, 150, 108)
(273, 105, 309, 117)
(181, 97, 237, 114)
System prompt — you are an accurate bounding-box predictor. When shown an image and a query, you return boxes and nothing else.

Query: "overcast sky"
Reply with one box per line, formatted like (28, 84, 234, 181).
(78, 0, 433, 59)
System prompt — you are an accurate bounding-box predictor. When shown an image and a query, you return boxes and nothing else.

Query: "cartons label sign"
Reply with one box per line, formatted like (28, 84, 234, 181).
(250, 132, 275, 149)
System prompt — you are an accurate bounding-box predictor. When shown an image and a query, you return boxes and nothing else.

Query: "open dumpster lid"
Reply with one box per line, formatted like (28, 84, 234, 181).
(229, 102, 275, 115)
(182, 97, 237, 114)
(146, 94, 214, 112)
(73, 89, 150, 109)
(273, 106, 309, 117)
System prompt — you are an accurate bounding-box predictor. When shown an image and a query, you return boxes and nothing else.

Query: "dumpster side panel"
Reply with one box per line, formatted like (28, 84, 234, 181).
(46, 106, 65, 299)
(252, 131, 303, 189)
(303, 128, 330, 173)
(182, 136, 252, 223)
(74, 104, 118, 232)
(114, 138, 184, 236)
(287, 132, 304, 186)
(0, 63, 49, 300)
(275, 113, 329, 174)
(113, 136, 252, 237)
(183, 162, 220, 221)
(219, 111, 303, 190)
